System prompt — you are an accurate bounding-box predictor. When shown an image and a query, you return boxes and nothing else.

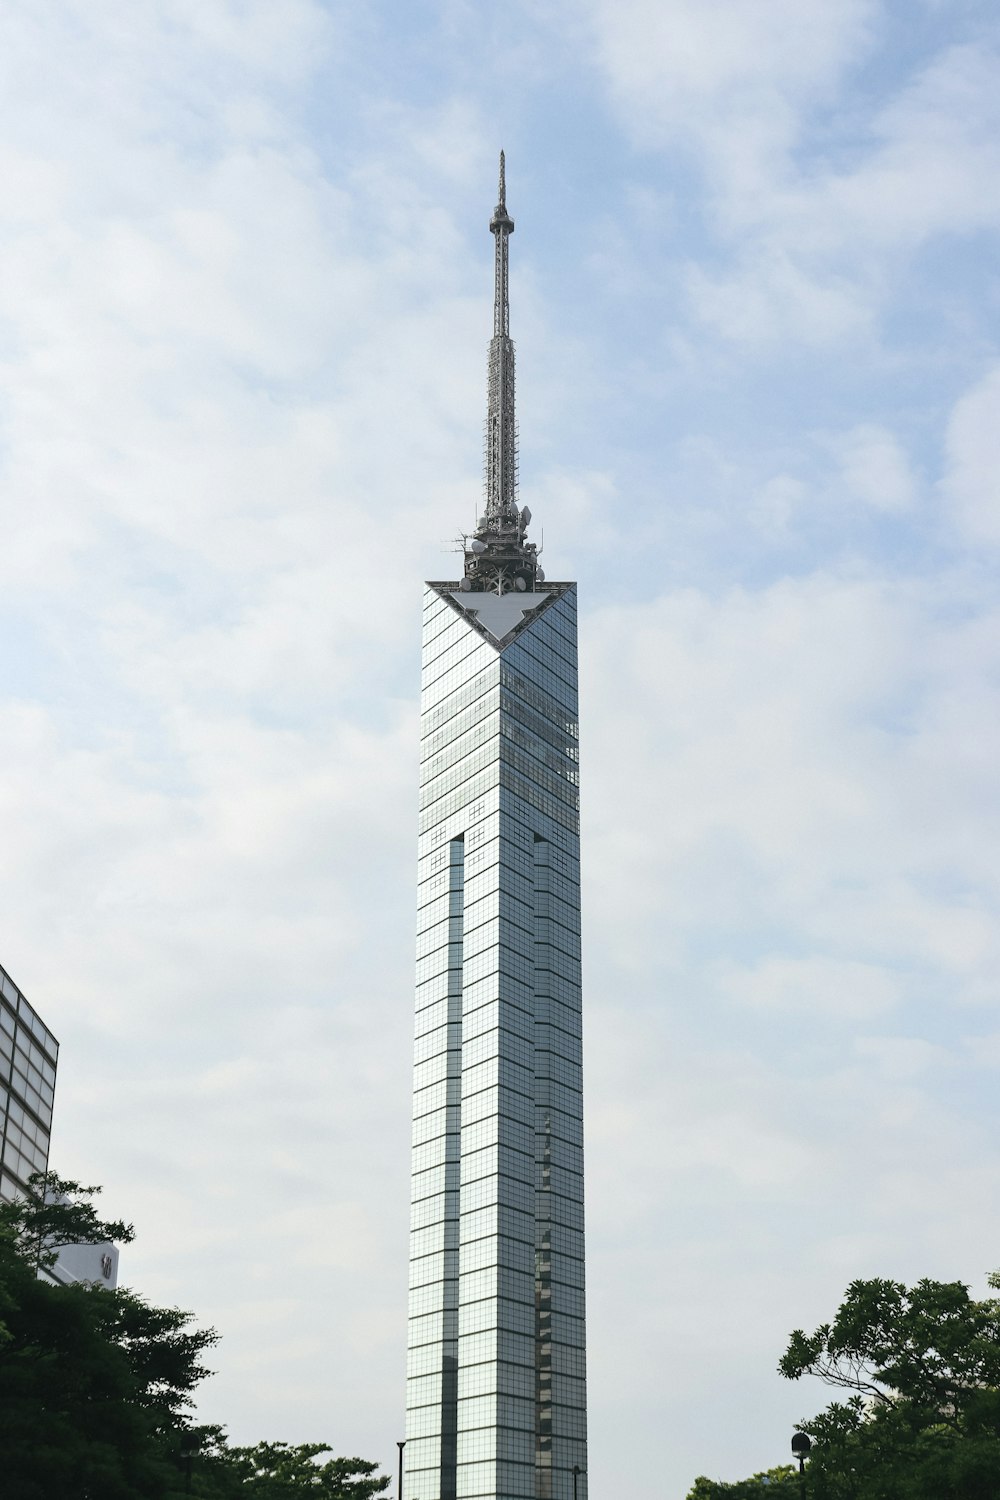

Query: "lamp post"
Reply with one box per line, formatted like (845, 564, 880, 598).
(572, 1463, 583, 1500)
(791, 1432, 811, 1498)
(397, 1439, 406, 1500)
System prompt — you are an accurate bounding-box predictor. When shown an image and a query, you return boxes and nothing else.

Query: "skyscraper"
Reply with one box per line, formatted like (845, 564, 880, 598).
(406, 158, 587, 1500)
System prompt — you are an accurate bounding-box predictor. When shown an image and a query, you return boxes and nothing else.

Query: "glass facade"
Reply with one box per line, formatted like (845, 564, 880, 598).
(407, 583, 587, 1500)
(0, 960, 58, 1204)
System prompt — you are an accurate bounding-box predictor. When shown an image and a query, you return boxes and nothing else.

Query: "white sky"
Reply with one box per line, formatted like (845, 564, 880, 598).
(1, 2, 999, 1494)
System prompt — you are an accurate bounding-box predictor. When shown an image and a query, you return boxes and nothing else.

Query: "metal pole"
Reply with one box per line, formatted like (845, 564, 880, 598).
(572, 1464, 581, 1500)
(397, 1439, 406, 1500)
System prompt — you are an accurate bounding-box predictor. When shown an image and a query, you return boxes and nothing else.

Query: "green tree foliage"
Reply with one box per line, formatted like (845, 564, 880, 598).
(686, 1465, 799, 1497)
(687, 1272, 1000, 1500)
(2, 1169, 135, 1272)
(199, 1441, 390, 1498)
(0, 1175, 390, 1499)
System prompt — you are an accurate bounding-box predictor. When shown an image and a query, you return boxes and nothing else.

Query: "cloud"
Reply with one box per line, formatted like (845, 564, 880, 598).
(828, 423, 918, 512)
(942, 363, 1000, 546)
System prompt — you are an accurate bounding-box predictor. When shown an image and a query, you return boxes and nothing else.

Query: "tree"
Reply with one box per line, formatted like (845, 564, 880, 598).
(687, 1271, 1000, 1500)
(0, 1168, 135, 1274)
(200, 1442, 391, 1499)
(0, 1173, 391, 1499)
(686, 1466, 799, 1497)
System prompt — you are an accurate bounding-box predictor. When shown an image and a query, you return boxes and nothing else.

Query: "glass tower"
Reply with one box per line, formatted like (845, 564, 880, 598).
(406, 160, 587, 1500)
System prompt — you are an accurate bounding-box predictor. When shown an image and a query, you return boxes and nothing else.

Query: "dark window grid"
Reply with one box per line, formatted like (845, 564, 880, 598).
(533, 1079, 583, 1116)
(534, 1052, 582, 1089)
(509, 608, 579, 670)
(535, 1196, 585, 1232)
(503, 640, 578, 714)
(533, 885, 582, 920)
(528, 611, 578, 666)
(500, 691, 579, 758)
(534, 972, 583, 1009)
(512, 614, 578, 676)
(518, 595, 577, 655)
(500, 656, 577, 722)
(533, 945, 582, 986)
(535, 1108, 584, 1146)
(501, 722, 579, 788)
(535, 1136, 584, 1175)
(499, 665, 578, 738)
(542, 1259, 586, 1294)
(534, 1024, 583, 1065)
(547, 1283, 587, 1317)
(501, 742, 579, 808)
(549, 1311, 587, 1344)
(533, 1002, 583, 1042)
(534, 917, 583, 958)
(498, 780, 578, 837)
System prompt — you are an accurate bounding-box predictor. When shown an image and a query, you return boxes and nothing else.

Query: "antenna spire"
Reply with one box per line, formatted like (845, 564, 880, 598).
(460, 154, 542, 596)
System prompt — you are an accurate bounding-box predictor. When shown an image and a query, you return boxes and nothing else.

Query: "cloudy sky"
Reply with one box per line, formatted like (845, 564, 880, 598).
(2, 0, 999, 1493)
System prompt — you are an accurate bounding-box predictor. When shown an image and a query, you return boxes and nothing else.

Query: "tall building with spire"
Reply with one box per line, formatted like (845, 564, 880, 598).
(405, 158, 587, 1500)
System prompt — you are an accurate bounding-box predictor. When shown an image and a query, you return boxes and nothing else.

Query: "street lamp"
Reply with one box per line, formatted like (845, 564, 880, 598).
(572, 1463, 583, 1500)
(791, 1432, 811, 1498)
(397, 1439, 406, 1500)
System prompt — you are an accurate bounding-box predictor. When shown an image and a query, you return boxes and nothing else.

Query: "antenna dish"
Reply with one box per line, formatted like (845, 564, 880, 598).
(520, 505, 532, 527)
(468, 538, 487, 554)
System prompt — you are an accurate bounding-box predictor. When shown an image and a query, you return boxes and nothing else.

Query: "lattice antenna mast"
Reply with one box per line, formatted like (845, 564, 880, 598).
(461, 153, 542, 595)
(488, 150, 516, 526)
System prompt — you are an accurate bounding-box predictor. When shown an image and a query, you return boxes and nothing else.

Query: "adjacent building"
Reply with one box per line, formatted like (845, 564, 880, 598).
(0, 957, 118, 1288)
(0, 958, 58, 1202)
(405, 158, 587, 1500)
